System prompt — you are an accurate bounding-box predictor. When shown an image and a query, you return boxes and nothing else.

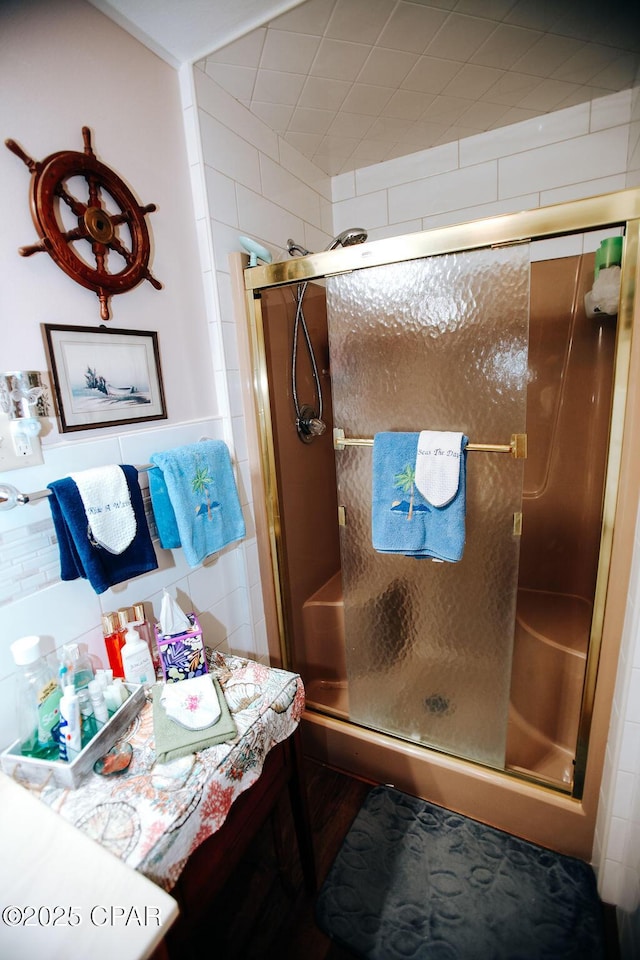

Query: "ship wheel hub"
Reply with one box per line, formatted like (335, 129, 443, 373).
(84, 206, 114, 244)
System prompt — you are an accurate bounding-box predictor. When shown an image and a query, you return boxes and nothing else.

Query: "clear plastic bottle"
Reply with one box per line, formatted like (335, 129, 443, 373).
(88, 679, 109, 726)
(10, 635, 62, 760)
(77, 688, 98, 745)
(62, 642, 94, 691)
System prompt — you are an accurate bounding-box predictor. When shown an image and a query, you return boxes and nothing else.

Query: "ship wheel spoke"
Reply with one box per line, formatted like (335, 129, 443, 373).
(86, 172, 102, 211)
(109, 211, 131, 228)
(55, 183, 87, 219)
(62, 225, 89, 244)
(92, 242, 108, 276)
(143, 268, 162, 290)
(108, 233, 135, 265)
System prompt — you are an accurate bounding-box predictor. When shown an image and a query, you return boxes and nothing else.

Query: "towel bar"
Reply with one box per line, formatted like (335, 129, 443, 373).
(333, 428, 527, 459)
(0, 438, 217, 511)
(0, 464, 153, 510)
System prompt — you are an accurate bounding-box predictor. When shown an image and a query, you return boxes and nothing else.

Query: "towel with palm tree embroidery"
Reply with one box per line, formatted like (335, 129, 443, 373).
(149, 440, 245, 567)
(371, 432, 467, 562)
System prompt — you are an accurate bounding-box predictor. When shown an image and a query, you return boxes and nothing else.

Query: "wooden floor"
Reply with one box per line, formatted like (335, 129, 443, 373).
(170, 755, 621, 960)
(171, 756, 370, 959)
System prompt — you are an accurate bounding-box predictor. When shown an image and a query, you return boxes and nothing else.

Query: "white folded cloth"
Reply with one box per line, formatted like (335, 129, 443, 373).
(415, 431, 464, 507)
(160, 675, 221, 730)
(70, 465, 136, 554)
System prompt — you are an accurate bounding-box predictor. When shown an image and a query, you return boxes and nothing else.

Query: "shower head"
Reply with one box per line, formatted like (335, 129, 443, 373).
(324, 227, 368, 251)
(287, 239, 311, 257)
(287, 229, 368, 257)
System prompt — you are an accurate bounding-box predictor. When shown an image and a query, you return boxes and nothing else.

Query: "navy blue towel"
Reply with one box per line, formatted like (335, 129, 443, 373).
(48, 464, 158, 594)
(371, 432, 467, 562)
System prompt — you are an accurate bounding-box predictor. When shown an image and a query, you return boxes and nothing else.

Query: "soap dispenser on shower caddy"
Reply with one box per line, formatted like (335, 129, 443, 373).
(584, 236, 623, 318)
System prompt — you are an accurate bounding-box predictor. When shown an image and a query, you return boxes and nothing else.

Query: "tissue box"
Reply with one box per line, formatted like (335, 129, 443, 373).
(155, 613, 208, 683)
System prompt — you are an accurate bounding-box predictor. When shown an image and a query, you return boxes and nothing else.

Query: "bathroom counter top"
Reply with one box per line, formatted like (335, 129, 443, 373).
(10, 653, 308, 897)
(0, 770, 179, 960)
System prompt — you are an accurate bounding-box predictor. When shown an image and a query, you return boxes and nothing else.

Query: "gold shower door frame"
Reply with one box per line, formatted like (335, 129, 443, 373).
(243, 187, 640, 800)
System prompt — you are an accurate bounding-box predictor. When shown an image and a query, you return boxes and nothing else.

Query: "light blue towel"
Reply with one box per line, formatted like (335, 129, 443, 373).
(149, 440, 246, 567)
(148, 466, 181, 549)
(371, 432, 467, 562)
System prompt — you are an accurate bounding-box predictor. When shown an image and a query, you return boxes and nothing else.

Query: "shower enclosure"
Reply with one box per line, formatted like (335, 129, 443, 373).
(236, 188, 640, 858)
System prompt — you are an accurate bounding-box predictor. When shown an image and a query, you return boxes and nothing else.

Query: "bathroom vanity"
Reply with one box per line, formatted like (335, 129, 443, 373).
(2, 654, 313, 959)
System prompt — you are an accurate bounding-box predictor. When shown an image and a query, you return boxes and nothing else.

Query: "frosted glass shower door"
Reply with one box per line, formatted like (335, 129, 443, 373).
(327, 246, 529, 769)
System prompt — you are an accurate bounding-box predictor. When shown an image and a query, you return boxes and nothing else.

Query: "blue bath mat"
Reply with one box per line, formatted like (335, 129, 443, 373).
(315, 785, 606, 959)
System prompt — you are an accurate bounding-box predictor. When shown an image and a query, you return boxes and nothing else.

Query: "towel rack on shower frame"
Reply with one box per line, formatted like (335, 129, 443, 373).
(333, 428, 527, 459)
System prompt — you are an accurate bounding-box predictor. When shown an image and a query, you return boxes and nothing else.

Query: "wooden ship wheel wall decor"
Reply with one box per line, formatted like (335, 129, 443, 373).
(5, 127, 161, 321)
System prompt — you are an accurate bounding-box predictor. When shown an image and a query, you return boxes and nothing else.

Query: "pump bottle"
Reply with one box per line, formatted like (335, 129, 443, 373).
(133, 602, 160, 678)
(121, 622, 155, 689)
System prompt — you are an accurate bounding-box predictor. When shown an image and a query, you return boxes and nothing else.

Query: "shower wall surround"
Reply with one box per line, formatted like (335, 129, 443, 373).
(188, 54, 639, 938)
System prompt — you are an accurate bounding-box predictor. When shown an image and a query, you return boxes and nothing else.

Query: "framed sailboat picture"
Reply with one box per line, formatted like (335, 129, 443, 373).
(42, 324, 167, 432)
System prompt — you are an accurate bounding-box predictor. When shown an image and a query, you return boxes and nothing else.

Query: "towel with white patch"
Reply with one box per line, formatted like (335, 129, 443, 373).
(415, 431, 464, 507)
(70, 465, 137, 554)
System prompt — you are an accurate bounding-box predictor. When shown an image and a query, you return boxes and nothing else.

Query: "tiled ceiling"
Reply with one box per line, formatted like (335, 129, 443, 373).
(198, 0, 640, 176)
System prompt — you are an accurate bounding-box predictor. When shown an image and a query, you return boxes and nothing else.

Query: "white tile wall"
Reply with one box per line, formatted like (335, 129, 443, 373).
(499, 126, 629, 198)
(188, 67, 640, 947)
(0, 417, 255, 752)
(594, 499, 640, 956)
(182, 64, 335, 690)
(0, 493, 158, 608)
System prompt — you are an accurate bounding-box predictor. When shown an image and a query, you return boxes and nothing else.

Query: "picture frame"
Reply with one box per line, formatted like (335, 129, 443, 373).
(42, 324, 167, 433)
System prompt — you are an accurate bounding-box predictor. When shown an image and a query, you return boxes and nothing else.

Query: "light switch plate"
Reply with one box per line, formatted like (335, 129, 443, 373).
(0, 413, 43, 472)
